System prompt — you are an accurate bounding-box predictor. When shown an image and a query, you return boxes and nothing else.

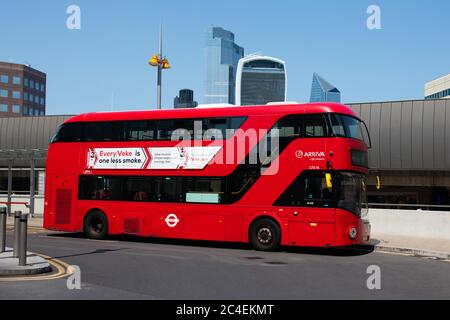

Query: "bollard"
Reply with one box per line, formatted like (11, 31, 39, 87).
(0, 207, 6, 253)
(13, 211, 22, 258)
(18, 213, 28, 266)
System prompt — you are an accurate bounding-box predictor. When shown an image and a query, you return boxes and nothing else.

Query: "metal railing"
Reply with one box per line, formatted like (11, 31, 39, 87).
(0, 194, 44, 198)
(368, 203, 450, 211)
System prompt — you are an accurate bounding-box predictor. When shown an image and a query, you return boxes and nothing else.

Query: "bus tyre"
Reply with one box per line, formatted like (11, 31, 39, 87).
(84, 211, 108, 240)
(249, 219, 281, 251)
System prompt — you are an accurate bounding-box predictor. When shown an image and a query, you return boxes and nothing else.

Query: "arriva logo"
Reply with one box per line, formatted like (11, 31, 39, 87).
(296, 150, 325, 158)
(304, 151, 325, 157)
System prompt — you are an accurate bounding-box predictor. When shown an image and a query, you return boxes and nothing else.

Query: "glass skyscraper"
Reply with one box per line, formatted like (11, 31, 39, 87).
(235, 56, 287, 106)
(310, 73, 341, 103)
(204, 26, 244, 104)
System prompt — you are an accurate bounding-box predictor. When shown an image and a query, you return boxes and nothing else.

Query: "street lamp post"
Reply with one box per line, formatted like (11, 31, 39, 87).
(149, 25, 171, 110)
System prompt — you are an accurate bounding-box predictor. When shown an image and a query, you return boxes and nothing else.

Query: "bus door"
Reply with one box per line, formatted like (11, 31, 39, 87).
(48, 174, 78, 230)
(150, 177, 184, 239)
(279, 171, 335, 247)
(182, 177, 225, 241)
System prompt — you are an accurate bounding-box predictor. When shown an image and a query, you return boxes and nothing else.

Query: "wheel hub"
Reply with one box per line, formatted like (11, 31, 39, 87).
(257, 227, 272, 244)
(91, 219, 103, 233)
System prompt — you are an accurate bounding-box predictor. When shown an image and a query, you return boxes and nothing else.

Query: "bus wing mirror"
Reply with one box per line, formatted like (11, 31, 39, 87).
(325, 173, 333, 189)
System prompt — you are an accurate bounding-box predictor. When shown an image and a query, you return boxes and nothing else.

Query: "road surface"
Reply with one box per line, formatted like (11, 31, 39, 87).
(1, 231, 449, 299)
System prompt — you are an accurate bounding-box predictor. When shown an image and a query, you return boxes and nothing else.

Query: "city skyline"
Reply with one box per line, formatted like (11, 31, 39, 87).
(174, 88, 198, 108)
(1, 1, 449, 115)
(310, 73, 341, 103)
(204, 26, 244, 105)
(236, 56, 287, 106)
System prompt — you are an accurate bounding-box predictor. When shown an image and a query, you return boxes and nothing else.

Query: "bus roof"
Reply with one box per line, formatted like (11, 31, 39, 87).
(65, 103, 358, 123)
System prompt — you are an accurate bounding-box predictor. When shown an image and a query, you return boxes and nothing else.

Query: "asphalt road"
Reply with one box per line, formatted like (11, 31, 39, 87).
(0, 231, 449, 300)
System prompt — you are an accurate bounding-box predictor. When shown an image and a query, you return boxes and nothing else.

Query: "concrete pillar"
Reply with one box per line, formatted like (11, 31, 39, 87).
(0, 207, 6, 253)
(29, 159, 35, 218)
(13, 211, 21, 258)
(7, 160, 13, 216)
(18, 213, 28, 266)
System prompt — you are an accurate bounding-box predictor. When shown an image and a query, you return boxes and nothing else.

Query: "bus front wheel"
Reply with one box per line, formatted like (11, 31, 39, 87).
(249, 218, 281, 251)
(84, 211, 108, 240)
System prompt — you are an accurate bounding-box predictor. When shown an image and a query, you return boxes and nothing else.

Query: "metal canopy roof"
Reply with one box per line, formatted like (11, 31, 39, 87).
(348, 98, 450, 171)
(0, 149, 47, 160)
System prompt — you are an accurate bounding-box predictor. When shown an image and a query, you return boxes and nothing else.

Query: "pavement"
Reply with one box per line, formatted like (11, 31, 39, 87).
(1, 216, 51, 276)
(6, 215, 43, 229)
(0, 248, 51, 276)
(370, 234, 450, 260)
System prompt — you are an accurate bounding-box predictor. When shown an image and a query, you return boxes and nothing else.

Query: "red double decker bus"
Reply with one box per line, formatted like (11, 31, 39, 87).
(44, 103, 371, 251)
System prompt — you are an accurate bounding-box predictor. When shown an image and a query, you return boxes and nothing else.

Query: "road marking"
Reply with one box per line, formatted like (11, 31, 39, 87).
(377, 250, 450, 262)
(86, 239, 119, 243)
(0, 254, 73, 282)
(376, 250, 414, 257)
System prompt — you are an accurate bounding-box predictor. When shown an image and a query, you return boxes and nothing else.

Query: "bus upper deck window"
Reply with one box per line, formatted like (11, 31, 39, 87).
(304, 114, 326, 137)
(51, 123, 82, 143)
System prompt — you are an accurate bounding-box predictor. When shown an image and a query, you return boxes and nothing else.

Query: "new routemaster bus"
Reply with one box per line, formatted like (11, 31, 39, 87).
(44, 103, 371, 251)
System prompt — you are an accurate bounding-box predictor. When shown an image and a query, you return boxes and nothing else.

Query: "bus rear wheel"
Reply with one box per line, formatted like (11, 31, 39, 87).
(84, 211, 108, 240)
(249, 218, 281, 251)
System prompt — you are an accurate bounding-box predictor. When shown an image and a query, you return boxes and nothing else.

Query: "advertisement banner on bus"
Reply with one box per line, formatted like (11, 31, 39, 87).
(86, 146, 222, 170)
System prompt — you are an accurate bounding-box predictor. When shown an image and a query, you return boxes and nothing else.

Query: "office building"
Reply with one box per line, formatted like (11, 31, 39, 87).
(174, 89, 198, 108)
(425, 73, 450, 100)
(310, 73, 341, 103)
(0, 62, 46, 117)
(235, 55, 287, 106)
(204, 26, 244, 104)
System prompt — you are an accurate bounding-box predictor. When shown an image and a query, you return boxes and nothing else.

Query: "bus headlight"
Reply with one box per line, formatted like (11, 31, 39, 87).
(348, 227, 358, 239)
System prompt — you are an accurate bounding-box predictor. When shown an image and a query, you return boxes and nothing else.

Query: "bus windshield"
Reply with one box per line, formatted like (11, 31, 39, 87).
(335, 172, 368, 217)
(274, 171, 368, 218)
(328, 114, 371, 148)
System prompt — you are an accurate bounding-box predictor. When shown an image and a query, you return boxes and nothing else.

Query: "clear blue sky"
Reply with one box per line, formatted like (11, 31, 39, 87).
(1, 0, 449, 115)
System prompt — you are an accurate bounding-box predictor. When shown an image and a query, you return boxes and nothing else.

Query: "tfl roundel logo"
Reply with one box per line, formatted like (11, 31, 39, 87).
(295, 150, 304, 159)
(165, 213, 179, 228)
